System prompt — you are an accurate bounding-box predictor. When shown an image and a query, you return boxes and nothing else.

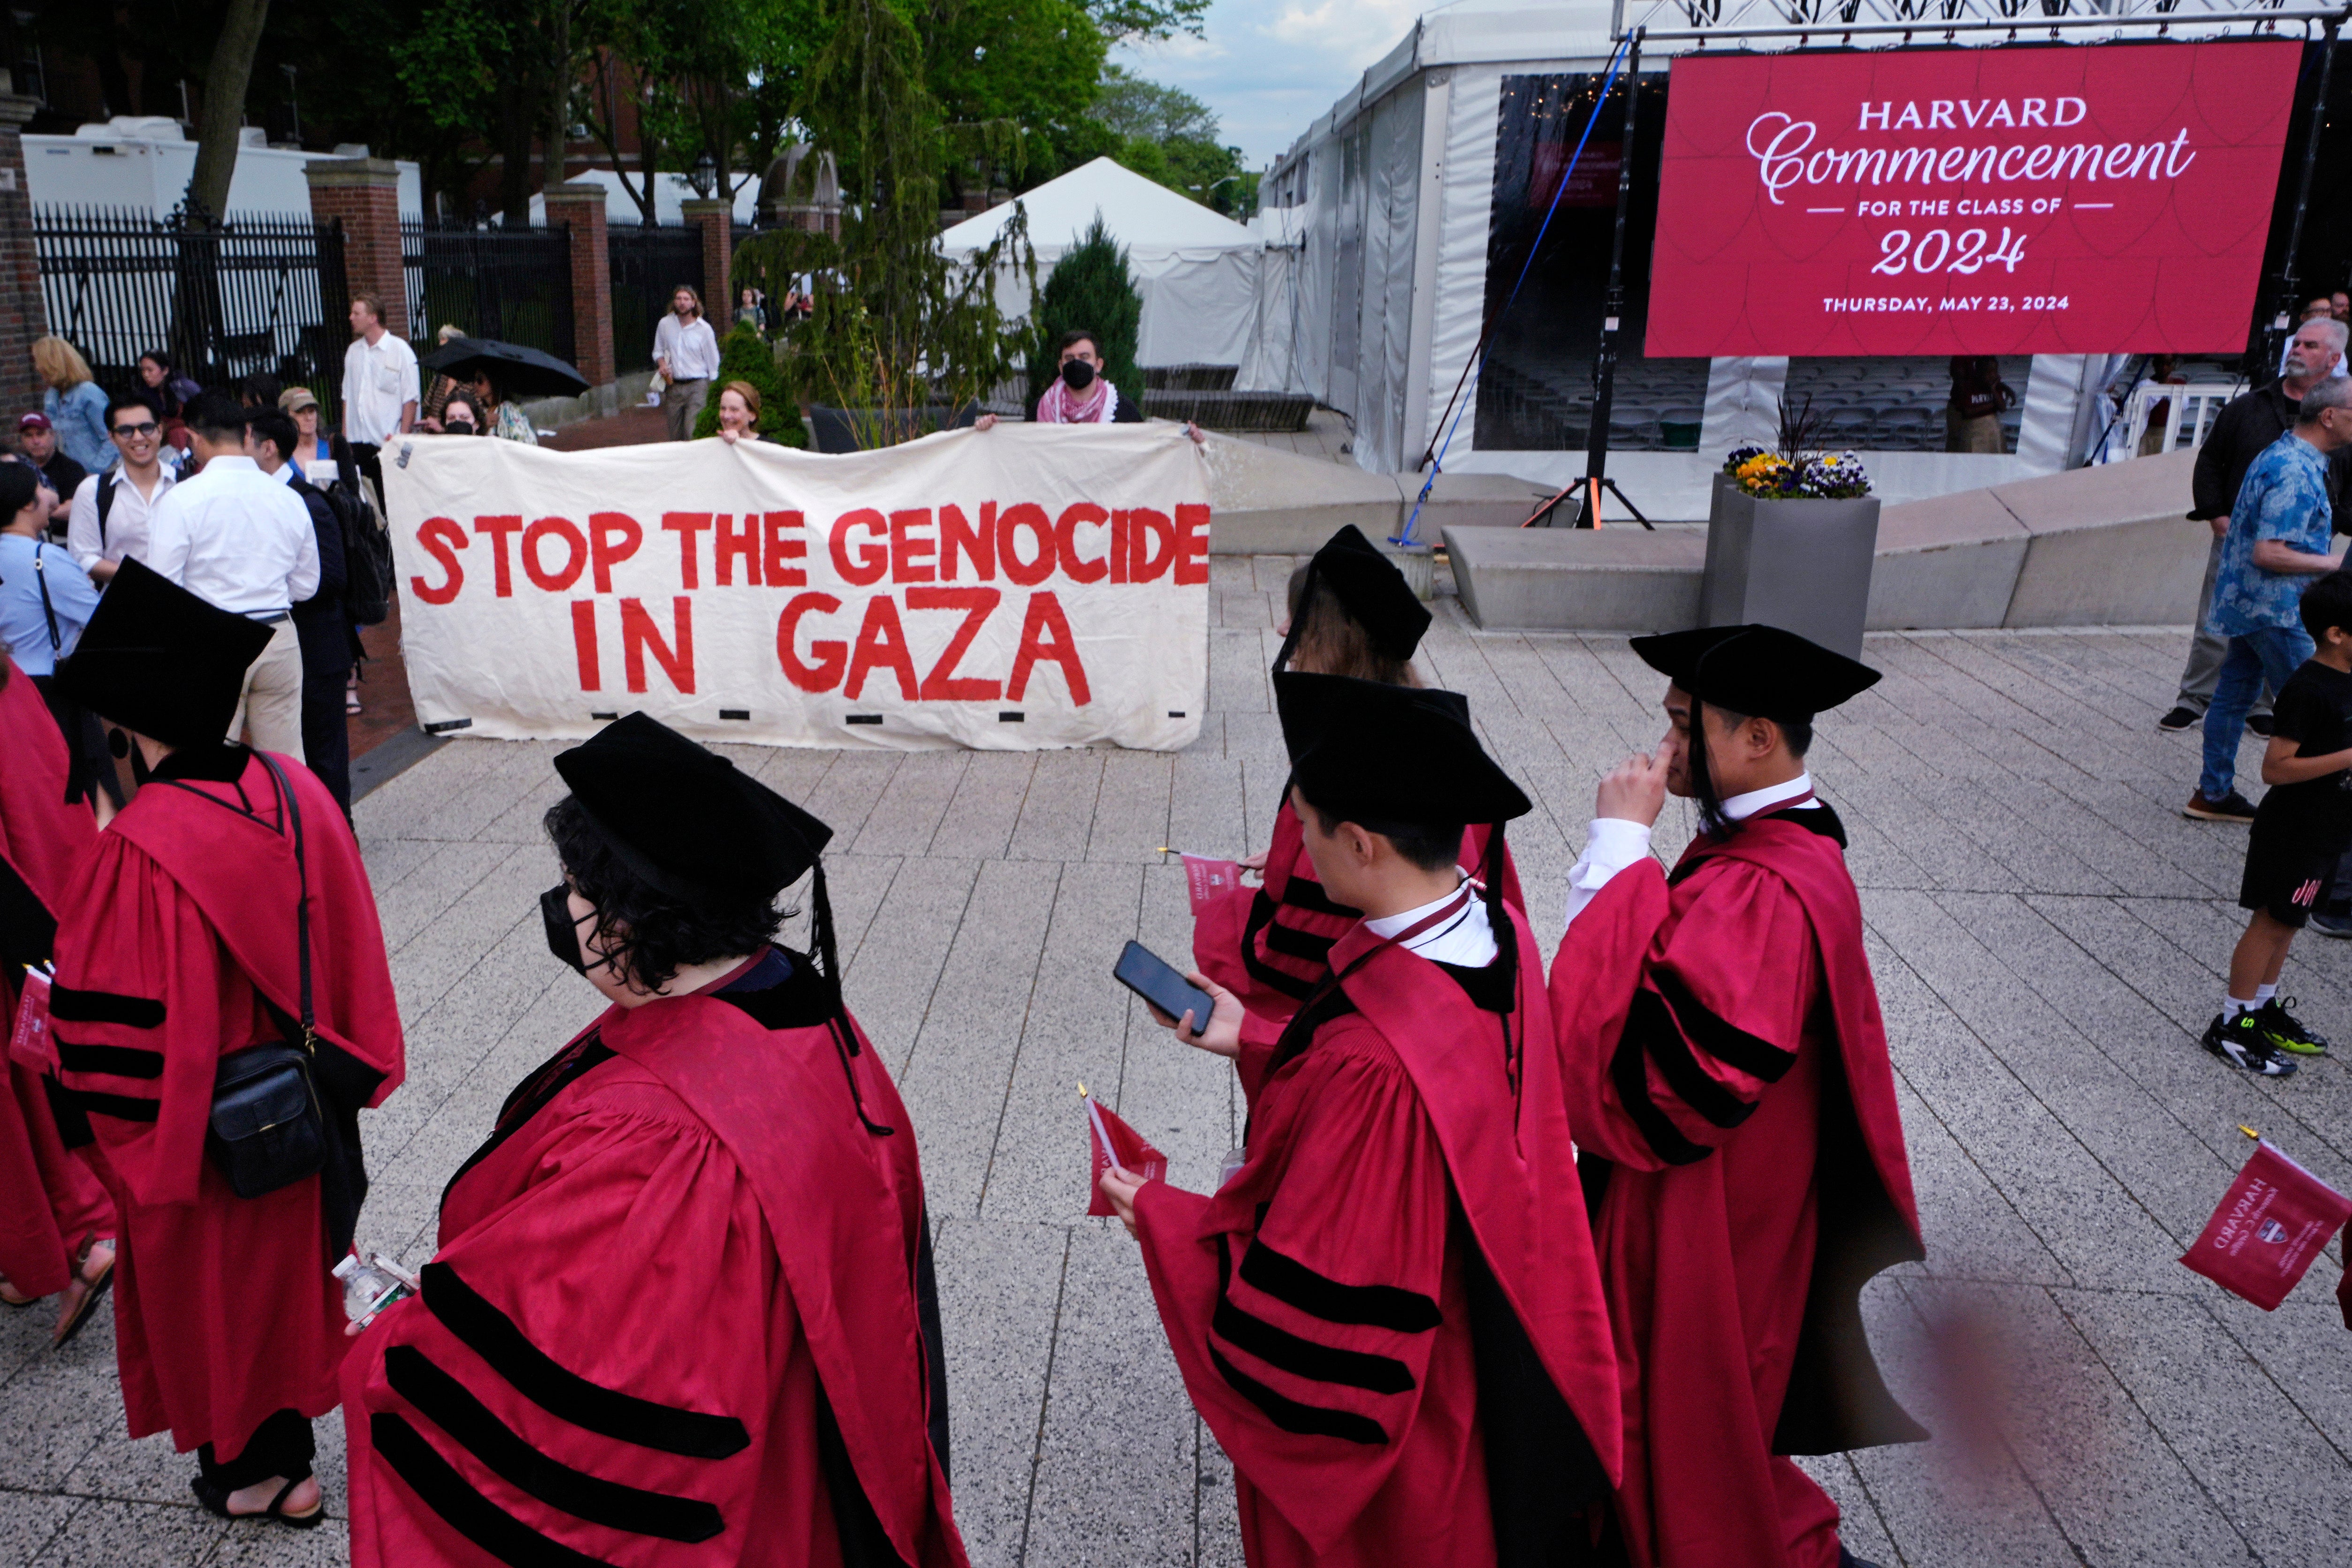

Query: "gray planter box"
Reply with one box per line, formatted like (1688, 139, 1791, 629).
(1700, 487, 1881, 660)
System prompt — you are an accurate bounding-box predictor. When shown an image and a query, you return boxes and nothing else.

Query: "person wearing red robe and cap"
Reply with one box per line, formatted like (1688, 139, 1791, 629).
(343, 712, 967, 1568)
(1192, 526, 1524, 1021)
(1547, 623, 1926, 1568)
(0, 649, 115, 1346)
(45, 557, 404, 1528)
(1106, 672, 1620, 1568)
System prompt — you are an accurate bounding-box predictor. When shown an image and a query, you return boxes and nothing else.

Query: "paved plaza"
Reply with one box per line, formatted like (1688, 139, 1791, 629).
(5, 556, 2351, 1566)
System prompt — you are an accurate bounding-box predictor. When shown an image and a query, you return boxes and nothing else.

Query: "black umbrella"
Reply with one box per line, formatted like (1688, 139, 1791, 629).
(419, 338, 590, 399)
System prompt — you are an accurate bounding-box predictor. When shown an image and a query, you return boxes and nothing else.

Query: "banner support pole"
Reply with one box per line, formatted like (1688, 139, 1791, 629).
(1576, 29, 1652, 530)
(2274, 18, 2341, 373)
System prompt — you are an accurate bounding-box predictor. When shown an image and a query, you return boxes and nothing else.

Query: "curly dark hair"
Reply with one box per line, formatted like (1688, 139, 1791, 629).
(544, 796, 786, 991)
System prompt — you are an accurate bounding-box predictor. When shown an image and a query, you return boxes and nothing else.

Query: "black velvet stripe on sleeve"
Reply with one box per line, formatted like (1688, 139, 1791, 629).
(1653, 970, 1797, 1084)
(371, 1413, 619, 1568)
(1210, 1347, 1389, 1445)
(0, 857, 54, 972)
(1237, 1241, 1442, 1333)
(1240, 897, 1317, 1001)
(59, 1087, 160, 1122)
(1629, 991, 1757, 1132)
(53, 1037, 165, 1080)
(1263, 921, 1340, 965)
(419, 1264, 752, 1460)
(386, 1347, 725, 1543)
(1608, 1015, 1710, 1167)
(1212, 1298, 1416, 1394)
(47, 985, 165, 1028)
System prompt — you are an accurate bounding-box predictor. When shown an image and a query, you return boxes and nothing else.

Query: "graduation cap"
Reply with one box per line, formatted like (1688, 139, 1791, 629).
(1277, 525, 1432, 668)
(53, 557, 272, 750)
(1629, 623, 1880, 723)
(1276, 671, 1530, 831)
(553, 712, 832, 904)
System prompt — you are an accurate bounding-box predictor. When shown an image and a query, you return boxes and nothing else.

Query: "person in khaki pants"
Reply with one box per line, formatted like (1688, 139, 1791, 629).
(141, 392, 318, 761)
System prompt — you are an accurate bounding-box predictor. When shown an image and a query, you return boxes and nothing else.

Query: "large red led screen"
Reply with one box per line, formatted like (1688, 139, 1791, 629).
(1644, 42, 2302, 356)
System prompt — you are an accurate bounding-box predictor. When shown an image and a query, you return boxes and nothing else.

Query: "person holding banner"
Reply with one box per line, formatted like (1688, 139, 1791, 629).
(0, 650, 114, 1347)
(1191, 526, 1523, 1021)
(342, 713, 967, 1568)
(1103, 672, 1621, 1568)
(1547, 624, 1922, 1568)
(46, 560, 404, 1527)
(972, 329, 1205, 441)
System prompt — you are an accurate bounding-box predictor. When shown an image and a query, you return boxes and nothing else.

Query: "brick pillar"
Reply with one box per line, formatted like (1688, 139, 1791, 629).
(683, 198, 732, 320)
(0, 72, 49, 415)
(543, 183, 614, 387)
(304, 158, 409, 337)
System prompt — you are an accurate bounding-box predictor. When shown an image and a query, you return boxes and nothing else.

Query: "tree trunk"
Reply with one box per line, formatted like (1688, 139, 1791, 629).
(499, 97, 533, 227)
(545, 1, 571, 192)
(187, 0, 272, 223)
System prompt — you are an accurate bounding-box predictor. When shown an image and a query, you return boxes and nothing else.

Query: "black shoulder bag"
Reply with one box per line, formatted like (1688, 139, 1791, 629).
(205, 754, 330, 1197)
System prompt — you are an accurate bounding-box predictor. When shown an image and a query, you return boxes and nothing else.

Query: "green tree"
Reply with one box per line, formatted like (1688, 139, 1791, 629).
(1026, 216, 1140, 413)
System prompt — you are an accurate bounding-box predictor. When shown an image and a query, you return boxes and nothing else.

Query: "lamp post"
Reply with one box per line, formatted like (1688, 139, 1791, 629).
(688, 151, 719, 201)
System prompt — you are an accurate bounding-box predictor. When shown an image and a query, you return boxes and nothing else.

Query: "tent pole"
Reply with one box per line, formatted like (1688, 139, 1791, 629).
(1577, 29, 1650, 530)
(2273, 19, 2341, 373)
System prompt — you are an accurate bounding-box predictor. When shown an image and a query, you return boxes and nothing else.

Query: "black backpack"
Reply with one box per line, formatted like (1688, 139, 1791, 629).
(327, 435, 395, 626)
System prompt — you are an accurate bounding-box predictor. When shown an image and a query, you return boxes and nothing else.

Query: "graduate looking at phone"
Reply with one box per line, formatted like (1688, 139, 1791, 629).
(1547, 624, 1924, 1568)
(341, 713, 967, 1568)
(1190, 526, 1525, 1022)
(1103, 673, 1620, 1568)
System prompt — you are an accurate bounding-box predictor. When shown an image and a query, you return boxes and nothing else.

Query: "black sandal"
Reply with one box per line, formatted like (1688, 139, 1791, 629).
(51, 1235, 114, 1348)
(189, 1473, 326, 1529)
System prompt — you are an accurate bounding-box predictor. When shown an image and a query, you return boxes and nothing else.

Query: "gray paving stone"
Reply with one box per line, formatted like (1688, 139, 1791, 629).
(933, 1219, 1068, 1568)
(0, 1490, 78, 1568)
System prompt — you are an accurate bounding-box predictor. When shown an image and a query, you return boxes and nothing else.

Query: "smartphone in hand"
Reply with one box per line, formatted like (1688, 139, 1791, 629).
(1114, 941, 1214, 1038)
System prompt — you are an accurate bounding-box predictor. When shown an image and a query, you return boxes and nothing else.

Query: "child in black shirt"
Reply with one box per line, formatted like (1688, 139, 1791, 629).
(2206, 571, 2352, 1075)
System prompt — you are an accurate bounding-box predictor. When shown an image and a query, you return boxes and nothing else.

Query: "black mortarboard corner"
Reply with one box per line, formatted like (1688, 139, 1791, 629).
(53, 557, 272, 750)
(1273, 524, 1433, 672)
(1629, 623, 1880, 723)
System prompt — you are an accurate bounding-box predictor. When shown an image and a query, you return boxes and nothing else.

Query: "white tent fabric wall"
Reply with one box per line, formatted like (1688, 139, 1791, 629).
(1422, 66, 1505, 470)
(1354, 78, 1427, 476)
(1236, 210, 1311, 393)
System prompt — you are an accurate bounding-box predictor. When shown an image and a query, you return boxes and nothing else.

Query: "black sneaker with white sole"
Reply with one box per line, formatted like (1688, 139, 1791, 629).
(2184, 789, 2259, 823)
(2158, 705, 2200, 732)
(2202, 1011, 2299, 1076)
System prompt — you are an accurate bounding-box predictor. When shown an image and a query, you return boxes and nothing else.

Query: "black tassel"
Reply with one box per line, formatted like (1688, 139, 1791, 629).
(1687, 696, 1732, 840)
(1485, 820, 1521, 1099)
(804, 860, 894, 1136)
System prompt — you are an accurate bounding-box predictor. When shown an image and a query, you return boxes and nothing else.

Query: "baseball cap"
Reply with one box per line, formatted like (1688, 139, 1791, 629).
(16, 413, 51, 432)
(278, 386, 320, 413)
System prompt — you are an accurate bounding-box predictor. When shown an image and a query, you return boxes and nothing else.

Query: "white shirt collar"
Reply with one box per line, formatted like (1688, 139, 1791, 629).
(1362, 879, 1499, 968)
(266, 463, 295, 485)
(201, 454, 261, 476)
(1719, 770, 1815, 823)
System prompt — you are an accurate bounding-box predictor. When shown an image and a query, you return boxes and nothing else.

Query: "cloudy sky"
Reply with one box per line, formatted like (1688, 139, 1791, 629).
(1112, 0, 1433, 167)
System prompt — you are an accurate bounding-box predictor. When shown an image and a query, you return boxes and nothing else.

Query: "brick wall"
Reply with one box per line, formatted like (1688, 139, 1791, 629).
(683, 199, 732, 322)
(304, 159, 409, 340)
(0, 81, 50, 417)
(544, 184, 615, 387)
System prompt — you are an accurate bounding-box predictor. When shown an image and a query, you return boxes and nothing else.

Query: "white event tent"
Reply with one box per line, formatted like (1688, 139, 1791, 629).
(941, 157, 1263, 368)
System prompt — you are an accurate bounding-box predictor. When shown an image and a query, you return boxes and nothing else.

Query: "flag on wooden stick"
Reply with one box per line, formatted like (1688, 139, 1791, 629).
(1080, 1082, 1166, 1217)
(2181, 1135, 2352, 1311)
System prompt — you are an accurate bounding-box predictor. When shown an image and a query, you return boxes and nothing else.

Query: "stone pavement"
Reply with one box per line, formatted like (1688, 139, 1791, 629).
(5, 557, 2351, 1566)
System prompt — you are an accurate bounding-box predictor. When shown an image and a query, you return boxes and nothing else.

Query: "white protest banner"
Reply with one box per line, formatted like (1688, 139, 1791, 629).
(380, 424, 1210, 750)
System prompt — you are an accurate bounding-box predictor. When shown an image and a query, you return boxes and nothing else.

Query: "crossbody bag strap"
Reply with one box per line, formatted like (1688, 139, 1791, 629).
(30, 541, 61, 650)
(253, 751, 315, 1045)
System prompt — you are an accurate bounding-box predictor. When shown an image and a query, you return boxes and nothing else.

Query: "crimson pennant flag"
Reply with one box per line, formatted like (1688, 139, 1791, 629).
(2181, 1139, 2352, 1311)
(1081, 1083, 1167, 1218)
(1180, 853, 1242, 917)
(8, 965, 54, 1072)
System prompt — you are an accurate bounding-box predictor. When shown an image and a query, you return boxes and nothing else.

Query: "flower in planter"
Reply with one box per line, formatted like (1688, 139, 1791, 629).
(1796, 451, 1872, 500)
(1721, 443, 1769, 476)
(1735, 451, 1804, 498)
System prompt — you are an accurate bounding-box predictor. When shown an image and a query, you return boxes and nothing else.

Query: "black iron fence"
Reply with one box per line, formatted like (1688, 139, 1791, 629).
(404, 219, 578, 370)
(609, 225, 706, 372)
(32, 206, 350, 423)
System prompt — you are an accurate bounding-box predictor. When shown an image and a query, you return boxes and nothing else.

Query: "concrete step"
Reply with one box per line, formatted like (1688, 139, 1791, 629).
(1444, 524, 1707, 632)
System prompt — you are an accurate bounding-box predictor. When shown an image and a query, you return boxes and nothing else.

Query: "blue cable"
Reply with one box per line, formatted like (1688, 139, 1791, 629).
(1396, 38, 1630, 548)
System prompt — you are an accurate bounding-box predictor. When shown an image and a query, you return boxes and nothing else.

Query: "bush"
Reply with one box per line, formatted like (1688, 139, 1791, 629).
(692, 322, 807, 446)
(1026, 215, 1142, 417)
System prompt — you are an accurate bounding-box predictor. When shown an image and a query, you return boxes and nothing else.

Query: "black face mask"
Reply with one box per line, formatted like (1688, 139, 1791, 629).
(1060, 358, 1097, 390)
(540, 884, 589, 975)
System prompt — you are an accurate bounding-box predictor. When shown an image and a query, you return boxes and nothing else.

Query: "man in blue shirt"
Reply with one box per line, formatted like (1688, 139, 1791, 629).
(0, 457, 107, 803)
(2192, 377, 2352, 820)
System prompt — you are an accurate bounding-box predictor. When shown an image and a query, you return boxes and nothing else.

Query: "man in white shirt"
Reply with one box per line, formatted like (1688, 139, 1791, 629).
(654, 285, 721, 441)
(144, 391, 320, 761)
(340, 291, 418, 491)
(66, 390, 176, 583)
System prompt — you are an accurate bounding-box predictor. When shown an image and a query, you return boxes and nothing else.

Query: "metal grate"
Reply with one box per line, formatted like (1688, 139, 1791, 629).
(1611, 0, 2349, 43)
(403, 219, 578, 369)
(32, 205, 350, 423)
(608, 225, 707, 373)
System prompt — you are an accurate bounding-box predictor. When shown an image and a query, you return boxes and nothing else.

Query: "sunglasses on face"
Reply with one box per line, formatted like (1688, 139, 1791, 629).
(112, 422, 159, 438)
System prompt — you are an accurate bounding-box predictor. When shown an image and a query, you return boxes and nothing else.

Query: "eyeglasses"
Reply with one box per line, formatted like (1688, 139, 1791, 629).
(111, 422, 159, 438)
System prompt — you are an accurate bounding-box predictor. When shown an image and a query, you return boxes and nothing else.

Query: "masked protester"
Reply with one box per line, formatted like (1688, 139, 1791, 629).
(47, 559, 404, 1528)
(342, 713, 968, 1568)
(1191, 526, 1526, 1022)
(971, 328, 1204, 441)
(1105, 674, 1621, 1568)
(1548, 624, 1925, 1568)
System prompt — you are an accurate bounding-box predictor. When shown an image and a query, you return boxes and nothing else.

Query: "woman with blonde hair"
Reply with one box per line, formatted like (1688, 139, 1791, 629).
(32, 338, 113, 472)
(713, 379, 767, 443)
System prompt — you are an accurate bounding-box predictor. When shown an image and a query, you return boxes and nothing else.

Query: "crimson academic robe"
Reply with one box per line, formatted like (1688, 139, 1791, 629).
(344, 948, 967, 1568)
(1138, 901, 1620, 1568)
(1192, 801, 1526, 1019)
(0, 658, 109, 1301)
(48, 746, 403, 1456)
(1547, 803, 1926, 1568)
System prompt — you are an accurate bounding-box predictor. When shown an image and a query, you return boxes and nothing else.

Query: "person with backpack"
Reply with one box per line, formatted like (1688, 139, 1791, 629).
(64, 391, 176, 584)
(251, 410, 353, 811)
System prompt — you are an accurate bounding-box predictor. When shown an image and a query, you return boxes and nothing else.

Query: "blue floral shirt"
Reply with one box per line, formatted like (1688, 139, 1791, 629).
(2209, 432, 2338, 637)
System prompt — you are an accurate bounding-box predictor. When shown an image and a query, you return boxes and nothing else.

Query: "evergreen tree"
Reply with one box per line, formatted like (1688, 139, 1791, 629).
(693, 321, 807, 445)
(1027, 216, 1142, 414)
